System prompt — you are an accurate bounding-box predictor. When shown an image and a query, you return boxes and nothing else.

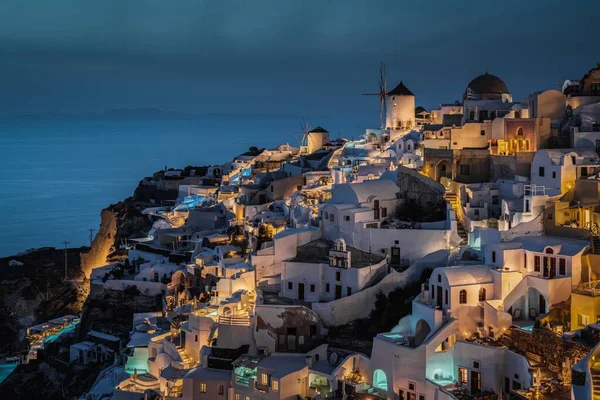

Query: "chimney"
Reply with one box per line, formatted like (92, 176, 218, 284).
(306, 355, 314, 368)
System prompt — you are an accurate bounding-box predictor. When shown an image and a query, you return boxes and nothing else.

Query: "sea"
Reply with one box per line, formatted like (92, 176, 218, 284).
(0, 114, 371, 257)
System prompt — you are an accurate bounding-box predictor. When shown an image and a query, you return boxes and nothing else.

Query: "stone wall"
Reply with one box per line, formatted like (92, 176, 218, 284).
(396, 166, 445, 208)
(489, 152, 535, 181)
(501, 327, 590, 381)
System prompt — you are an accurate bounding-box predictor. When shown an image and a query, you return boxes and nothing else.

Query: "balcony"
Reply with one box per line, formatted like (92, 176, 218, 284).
(572, 280, 600, 297)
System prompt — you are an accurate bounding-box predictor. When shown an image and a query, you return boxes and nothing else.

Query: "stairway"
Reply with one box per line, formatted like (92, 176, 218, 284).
(177, 347, 193, 368)
(591, 363, 600, 399)
(444, 191, 468, 245)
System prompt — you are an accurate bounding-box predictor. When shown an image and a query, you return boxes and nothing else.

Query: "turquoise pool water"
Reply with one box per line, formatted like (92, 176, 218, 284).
(0, 364, 17, 384)
(383, 333, 404, 340)
(522, 326, 533, 332)
(44, 334, 60, 343)
(43, 321, 79, 343)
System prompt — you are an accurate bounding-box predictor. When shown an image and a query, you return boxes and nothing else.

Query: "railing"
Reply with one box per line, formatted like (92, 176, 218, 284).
(572, 281, 600, 297)
(218, 315, 250, 326)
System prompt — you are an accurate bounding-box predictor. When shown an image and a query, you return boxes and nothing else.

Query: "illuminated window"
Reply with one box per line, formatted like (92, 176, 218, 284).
(579, 314, 590, 326)
(235, 394, 240, 400)
(261, 373, 268, 385)
(459, 290, 467, 304)
(200, 383, 207, 393)
(458, 368, 468, 384)
(272, 379, 279, 391)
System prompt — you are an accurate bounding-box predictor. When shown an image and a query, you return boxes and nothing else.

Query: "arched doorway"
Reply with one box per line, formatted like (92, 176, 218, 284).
(373, 369, 388, 391)
(436, 161, 451, 182)
(414, 319, 432, 346)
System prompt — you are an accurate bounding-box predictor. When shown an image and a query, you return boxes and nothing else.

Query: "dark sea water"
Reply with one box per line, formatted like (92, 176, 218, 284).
(0, 115, 370, 256)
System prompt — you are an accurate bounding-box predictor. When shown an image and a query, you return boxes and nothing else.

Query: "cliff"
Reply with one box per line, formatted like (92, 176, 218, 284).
(0, 247, 88, 352)
(80, 199, 151, 278)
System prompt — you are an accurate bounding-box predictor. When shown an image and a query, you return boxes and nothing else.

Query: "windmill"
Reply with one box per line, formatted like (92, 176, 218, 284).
(362, 62, 388, 129)
(293, 117, 312, 154)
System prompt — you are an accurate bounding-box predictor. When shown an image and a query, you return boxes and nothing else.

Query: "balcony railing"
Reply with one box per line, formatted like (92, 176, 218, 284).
(573, 281, 600, 297)
(218, 315, 250, 326)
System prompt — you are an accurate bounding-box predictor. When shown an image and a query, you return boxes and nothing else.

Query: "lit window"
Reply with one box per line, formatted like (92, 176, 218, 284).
(235, 395, 240, 400)
(458, 368, 468, 384)
(261, 373, 269, 385)
(200, 383, 207, 393)
(272, 379, 279, 391)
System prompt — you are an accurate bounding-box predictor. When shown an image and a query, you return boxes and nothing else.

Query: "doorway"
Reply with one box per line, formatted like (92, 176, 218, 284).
(373, 199, 380, 220)
(470, 371, 481, 395)
(436, 286, 443, 308)
(335, 285, 342, 300)
(298, 283, 305, 300)
(539, 295, 546, 315)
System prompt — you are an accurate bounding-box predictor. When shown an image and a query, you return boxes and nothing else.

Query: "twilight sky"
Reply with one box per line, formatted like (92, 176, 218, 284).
(1, 0, 599, 118)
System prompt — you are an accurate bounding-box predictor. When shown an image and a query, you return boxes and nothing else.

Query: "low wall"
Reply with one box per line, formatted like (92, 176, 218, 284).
(102, 279, 166, 296)
(311, 250, 448, 327)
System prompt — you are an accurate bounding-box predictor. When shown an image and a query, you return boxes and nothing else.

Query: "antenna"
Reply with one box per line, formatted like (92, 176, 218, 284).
(361, 62, 388, 129)
(62, 241, 70, 281)
(89, 229, 95, 247)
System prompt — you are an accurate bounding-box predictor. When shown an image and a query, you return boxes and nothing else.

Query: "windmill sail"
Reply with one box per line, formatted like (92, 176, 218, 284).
(362, 62, 387, 129)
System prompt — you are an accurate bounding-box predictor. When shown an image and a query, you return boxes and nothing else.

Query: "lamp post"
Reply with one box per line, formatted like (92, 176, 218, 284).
(62, 241, 70, 281)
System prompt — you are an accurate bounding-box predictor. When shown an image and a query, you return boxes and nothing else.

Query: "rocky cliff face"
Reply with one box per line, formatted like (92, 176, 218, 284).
(0, 247, 88, 351)
(80, 199, 151, 278)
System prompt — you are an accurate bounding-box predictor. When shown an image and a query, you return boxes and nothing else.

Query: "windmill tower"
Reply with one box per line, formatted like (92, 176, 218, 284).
(294, 118, 329, 155)
(385, 81, 415, 131)
(362, 62, 388, 129)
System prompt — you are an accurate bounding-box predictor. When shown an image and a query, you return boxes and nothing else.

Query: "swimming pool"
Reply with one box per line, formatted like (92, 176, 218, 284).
(0, 364, 17, 384)
(43, 320, 79, 343)
(383, 333, 404, 340)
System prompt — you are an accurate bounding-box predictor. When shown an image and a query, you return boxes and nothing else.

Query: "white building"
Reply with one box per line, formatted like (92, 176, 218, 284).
(280, 238, 388, 302)
(385, 81, 416, 130)
(531, 148, 600, 195)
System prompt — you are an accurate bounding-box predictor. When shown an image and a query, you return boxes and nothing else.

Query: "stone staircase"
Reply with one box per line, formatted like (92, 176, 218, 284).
(591, 363, 600, 399)
(444, 191, 468, 245)
(177, 347, 193, 369)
